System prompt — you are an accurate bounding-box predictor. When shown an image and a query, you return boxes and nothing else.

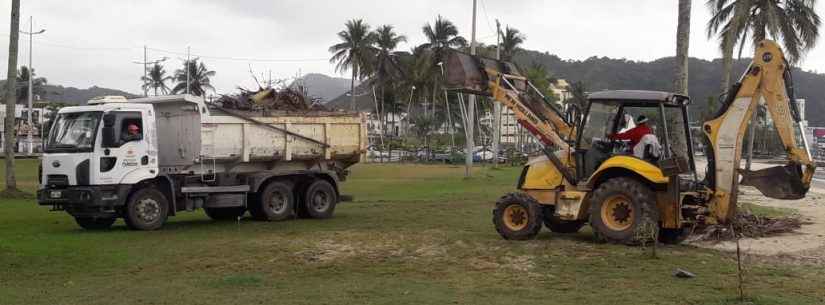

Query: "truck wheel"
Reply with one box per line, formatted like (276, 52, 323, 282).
(589, 177, 659, 245)
(124, 187, 169, 231)
(659, 227, 691, 244)
(493, 192, 543, 240)
(75, 217, 116, 230)
(541, 206, 585, 233)
(303, 179, 337, 219)
(250, 181, 294, 221)
(204, 207, 246, 221)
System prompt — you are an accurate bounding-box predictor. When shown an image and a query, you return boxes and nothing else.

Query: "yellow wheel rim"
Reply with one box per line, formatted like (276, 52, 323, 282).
(600, 194, 634, 231)
(503, 204, 528, 231)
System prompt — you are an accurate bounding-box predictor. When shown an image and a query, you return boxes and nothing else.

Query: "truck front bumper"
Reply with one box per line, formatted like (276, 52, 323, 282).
(37, 185, 131, 217)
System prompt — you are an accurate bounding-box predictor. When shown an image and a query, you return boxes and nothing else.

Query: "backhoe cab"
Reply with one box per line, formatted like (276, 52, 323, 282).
(444, 39, 814, 245)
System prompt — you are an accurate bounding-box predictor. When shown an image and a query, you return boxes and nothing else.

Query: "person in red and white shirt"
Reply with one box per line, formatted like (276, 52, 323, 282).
(608, 115, 652, 152)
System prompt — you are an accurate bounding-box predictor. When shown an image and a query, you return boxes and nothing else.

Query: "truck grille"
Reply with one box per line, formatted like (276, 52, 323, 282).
(47, 175, 69, 187)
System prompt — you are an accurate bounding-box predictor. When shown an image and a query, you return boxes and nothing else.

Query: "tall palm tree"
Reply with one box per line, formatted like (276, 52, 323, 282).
(15, 66, 47, 103)
(500, 26, 525, 61)
(142, 63, 172, 96)
(329, 19, 377, 111)
(672, 0, 692, 158)
(373, 25, 406, 139)
(172, 59, 215, 97)
(421, 15, 467, 64)
(3, 0, 21, 193)
(707, 0, 821, 91)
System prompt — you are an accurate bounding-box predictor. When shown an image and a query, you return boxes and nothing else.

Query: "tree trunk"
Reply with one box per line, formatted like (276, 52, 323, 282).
(350, 65, 357, 112)
(4, 0, 21, 192)
(670, 0, 691, 159)
(720, 35, 734, 95)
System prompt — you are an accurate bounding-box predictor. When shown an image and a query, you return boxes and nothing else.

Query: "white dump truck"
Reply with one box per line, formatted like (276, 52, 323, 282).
(37, 95, 367, 230)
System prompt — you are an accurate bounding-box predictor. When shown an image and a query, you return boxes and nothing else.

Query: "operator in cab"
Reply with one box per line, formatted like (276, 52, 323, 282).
(121, 123, 142, 142)
(608, 115, 660, 160)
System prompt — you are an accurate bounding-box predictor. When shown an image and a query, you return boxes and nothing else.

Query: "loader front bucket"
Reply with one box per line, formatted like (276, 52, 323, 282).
(740, 163, 809, 200)
(443, 51, 526, 96)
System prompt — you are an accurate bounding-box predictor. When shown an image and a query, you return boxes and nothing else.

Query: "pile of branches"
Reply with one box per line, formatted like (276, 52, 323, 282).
(692, 210, 804, 242)
(217, 85, 325, 112)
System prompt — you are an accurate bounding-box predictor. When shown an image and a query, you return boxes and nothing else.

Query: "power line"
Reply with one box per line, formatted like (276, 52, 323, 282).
(147, 47, 328, 63)
(478, 0, 497, 36)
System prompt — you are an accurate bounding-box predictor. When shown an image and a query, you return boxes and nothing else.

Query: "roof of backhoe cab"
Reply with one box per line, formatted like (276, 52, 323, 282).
(587, 90, 690, 107)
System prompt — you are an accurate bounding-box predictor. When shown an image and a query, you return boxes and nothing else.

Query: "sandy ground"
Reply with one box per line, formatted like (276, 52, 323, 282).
(689, 158, 825, 263)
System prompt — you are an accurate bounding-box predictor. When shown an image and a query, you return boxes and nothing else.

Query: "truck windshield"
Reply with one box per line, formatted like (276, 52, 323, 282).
(45, 111, 102, 153)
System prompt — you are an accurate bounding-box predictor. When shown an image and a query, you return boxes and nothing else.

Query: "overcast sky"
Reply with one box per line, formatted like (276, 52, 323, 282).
(0, 0, 823, 96)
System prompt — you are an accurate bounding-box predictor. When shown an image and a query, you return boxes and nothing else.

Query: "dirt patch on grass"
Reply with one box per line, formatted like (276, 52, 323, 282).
(292, 230, 451, 264)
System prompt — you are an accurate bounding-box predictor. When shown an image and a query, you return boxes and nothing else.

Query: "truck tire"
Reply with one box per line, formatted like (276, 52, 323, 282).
(204, 207, 246, 221)
(249, 181, 294, 221)
(658, 227, 691, 244)
(124, 187, 169, 231)
(541, 206, 586, 233)
(589, 177, 659, 245)
(75, 217, 116, 230)
(303, 179, 337, 219)
(493, 192, 543, 240)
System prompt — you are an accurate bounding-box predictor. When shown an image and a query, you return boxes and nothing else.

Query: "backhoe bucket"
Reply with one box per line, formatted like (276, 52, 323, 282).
(740, 164, 809, 200)
(443, 51, 526, 96)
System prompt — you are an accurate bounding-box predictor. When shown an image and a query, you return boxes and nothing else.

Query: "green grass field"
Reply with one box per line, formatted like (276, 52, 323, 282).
(1, 160, 823, 305)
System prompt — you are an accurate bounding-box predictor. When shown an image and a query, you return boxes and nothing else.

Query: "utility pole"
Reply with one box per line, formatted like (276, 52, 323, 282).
(4, 0, 21, 192)
(21, 16, 45, 155)
(465, 0, 477, 178)
(133, 46, 168, 97)
(492, 19, 502, 168)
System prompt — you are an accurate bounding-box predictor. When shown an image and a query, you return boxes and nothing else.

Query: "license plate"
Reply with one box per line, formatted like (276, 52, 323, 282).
(49, 190, 62, 199)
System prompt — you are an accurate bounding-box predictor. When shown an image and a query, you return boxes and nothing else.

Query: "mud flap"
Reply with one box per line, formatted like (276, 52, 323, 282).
(740, 164, 808, 199)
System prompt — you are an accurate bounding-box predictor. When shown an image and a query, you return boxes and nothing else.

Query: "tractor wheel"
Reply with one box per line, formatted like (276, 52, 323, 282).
(589, 177, 659, 245)
(658, 227, 691, 245)
(303, 179, 338, 219)
(75, 217, 116, 230)
(493, 192, 543, 240)
(541, 206, 586, 233)
(249, 181, 294, 221)
(123, 187, 169, 231)
(204, 207, 246, 221)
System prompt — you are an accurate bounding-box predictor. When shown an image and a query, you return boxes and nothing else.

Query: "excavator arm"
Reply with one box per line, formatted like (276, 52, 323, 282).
(703, 40, 816, 223)
(444, 51, 578, 183)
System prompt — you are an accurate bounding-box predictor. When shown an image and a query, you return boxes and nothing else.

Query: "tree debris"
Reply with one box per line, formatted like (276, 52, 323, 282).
(216, 84, 326, 113)
(692, 210, 804, 242)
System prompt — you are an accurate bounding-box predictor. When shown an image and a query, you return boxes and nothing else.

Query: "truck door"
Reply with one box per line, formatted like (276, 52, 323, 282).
(96, 110, 157, 185)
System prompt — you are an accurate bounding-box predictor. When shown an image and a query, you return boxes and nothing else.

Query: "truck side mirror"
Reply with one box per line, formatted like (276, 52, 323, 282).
(101, 113, 118, 148)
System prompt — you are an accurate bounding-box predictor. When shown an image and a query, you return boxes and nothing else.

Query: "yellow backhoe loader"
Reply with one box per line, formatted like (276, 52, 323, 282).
(443, 40, 815, 244)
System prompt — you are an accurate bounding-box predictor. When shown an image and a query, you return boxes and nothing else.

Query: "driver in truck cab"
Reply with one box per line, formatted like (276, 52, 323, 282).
(122, 123, 142, 142)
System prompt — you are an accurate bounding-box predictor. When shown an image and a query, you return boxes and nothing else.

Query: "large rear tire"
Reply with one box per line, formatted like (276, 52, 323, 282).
(249, 181, 294, 221)
(204, 207, 246, 221)
(124, 187, 169, 231)
(589, 177, 658, 245)
(493, 192, 543, 240)
(541, 206, 586, 233)
(75, 217, 116, 230)
(303, 179, 337, 219)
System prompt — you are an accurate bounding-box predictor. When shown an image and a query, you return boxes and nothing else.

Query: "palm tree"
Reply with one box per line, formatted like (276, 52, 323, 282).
(421, 15, 467, 64)
(329, 19, 377, 111)
(172, 59, 215, 97)
(671, 0, 692, 159)
(142, 63, 172, 96)
(3, 0, 21, 194)
(500, 26, 525, 61)
(707, 0, 821, 91)
(15, 66, 47, 103)
(373, 25, 406, 140)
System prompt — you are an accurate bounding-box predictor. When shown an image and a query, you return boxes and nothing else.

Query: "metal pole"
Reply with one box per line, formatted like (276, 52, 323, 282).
(465, 0, 477, 177)
(26, 16, 32, 155)
(143, 45, 148, 97)
(492, 19, 502, 167)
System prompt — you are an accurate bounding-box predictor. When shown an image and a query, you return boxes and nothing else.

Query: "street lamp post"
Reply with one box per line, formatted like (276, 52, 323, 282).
(20, 16, 45, 155)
